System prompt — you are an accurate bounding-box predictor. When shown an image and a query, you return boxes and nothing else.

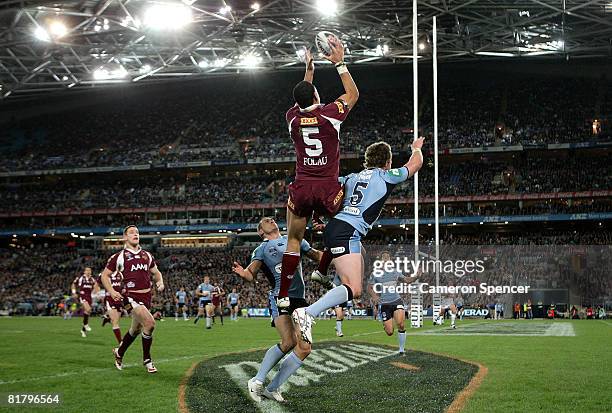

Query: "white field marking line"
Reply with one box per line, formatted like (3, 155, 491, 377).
(0, 354, 203, 386)
(602, 320, 612, 327)
(545, 323, 576, 336)
(412, 321, 490, 334)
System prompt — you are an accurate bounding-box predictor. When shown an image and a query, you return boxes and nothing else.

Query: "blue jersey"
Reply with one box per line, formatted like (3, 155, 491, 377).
(335, 167, 409, 235)
(371, 269, 403, 304)
(197, 283, 214, 302)
(228, 292, 239, 305)
(250, 235, 312, 298)
(175, 290, 187, 304)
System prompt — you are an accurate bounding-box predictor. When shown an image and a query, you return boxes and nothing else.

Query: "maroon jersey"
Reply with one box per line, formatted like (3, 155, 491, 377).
(286, 100, 349, 181)
(104, 270, 123, 305)
(105, 247, 156, 292)
(211, 287, 222, 307)
(73, 275, 97, 300)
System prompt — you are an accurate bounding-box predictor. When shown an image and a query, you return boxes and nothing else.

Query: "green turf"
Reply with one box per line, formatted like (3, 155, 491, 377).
(0, 317, 610, 413)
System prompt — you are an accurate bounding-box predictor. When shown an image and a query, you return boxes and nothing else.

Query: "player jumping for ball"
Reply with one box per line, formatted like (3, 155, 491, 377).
(232, 217, 322, 403)
(100, 225, 165, 373)
(71, 267, 99, 338)
(276, 36, 359, 310)
(293, 138, 425, 344)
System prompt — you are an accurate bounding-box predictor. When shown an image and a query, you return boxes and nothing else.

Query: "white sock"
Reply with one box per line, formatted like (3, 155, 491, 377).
(336, 320, 343, 334)
(206, 317, 211, 328)
(398, 330, 406, 352)
(451, 313, 456, 326)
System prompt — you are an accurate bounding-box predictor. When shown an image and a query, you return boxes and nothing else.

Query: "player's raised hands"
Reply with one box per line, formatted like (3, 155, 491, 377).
(156, 280, 165, 292)
(304, 48, 314, 71)
(411, 137, 425, 151)
(324, 35, 345, 64)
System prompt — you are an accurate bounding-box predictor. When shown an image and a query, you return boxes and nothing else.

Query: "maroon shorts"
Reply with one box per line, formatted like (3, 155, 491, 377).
(288, 179, 344, 218)
(105, 296, 123, 311)
(79, 295, 92, 306)
(123, 290, 152, 312)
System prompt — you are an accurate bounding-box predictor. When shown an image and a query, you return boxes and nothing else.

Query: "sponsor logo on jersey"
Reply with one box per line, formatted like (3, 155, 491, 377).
(131, 263, 148, 272)
(331, 247, 346, 254)
(335, 100, 345, 113)
(389, 168, 401, 176)
(304, 156, 328, 166)
(342, 206, 360, 215)
(300, 117, 318, 126)
(333, 188, 344, 205)
(127, 281, 136, 288)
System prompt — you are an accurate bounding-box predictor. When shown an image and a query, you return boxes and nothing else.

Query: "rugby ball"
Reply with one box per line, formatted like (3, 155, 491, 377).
(315, 31, 339, 57)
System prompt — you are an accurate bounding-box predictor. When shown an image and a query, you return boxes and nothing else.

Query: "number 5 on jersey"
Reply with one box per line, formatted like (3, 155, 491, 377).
(301, 127, 322, 156)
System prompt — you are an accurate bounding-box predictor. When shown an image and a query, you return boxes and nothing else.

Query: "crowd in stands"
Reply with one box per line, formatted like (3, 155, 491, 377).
(1, 155, 609, 215)
(1, 76, 609, 172)
(1, 229, 610, 315)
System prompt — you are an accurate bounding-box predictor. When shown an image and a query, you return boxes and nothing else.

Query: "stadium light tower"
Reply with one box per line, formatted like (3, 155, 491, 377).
(316, 0, 338, 16)
(143, 3, 192, 30)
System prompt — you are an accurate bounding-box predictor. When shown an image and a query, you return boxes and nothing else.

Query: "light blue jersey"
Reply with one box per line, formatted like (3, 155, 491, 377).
(228, 292, 240, 305)
(335, 167, 409, 235)
(197, 283, 214, 303)
(372, 269, 404, 304)
(250, 235, 312, 299)
(175, 290, 187, 304)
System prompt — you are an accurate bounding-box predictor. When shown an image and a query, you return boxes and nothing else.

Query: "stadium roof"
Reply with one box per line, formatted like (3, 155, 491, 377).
(1, 0, 611, 99)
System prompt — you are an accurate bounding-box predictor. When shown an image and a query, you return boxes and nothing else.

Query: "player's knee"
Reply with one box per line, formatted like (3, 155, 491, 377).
(279, 338, 296, 353)
(398, 321, 405, 331)
(384, 327, 394, 336)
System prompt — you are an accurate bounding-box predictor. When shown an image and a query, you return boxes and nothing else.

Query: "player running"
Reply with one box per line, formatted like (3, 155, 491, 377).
(175, 287, 189, 321)
(100, 270, 124, 344)
(276, 38, 360, 310)
(227, 288, 240, 321)
(368, 252, 416, 354)
(71, 267, 99, 338)
(193, 276, 214, 329)
(293, 137, 425, 344)
(232, 217, 322, 403)
(100, 225, 165, 374)
(211, 283, 225, 326)
(436, 295, 458, 328)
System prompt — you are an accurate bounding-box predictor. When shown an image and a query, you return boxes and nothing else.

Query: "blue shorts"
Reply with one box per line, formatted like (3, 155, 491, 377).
(324, 218, 363, 258)
(199, 300, 211, 308)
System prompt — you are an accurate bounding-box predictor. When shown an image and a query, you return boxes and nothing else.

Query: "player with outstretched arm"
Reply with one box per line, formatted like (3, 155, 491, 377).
(293, 138, 425, 344)
(276, 36, 359, 310)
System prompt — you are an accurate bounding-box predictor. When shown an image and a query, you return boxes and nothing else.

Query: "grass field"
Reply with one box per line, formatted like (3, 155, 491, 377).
(0, 316, 610, 413)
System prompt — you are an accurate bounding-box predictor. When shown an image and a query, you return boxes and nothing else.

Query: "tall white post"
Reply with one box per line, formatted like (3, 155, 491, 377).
(412, 0, 419, 264)
(432, 16, 442, 324)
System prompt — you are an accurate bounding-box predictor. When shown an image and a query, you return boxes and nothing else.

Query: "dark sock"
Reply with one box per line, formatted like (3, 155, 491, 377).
(83, 314, 89, 326)
(142, 332, 153, 362)
(117, 331, 137, 357)
(112, 327, 122, 344)
(317, 248, 333, 274)
(279, 252, 300, 297)
(220, 313, 224, 325)
(194, 316, 200, 324)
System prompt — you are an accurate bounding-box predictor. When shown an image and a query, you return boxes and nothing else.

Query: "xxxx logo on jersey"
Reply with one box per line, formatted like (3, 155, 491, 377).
(183, 341, 482, 413)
